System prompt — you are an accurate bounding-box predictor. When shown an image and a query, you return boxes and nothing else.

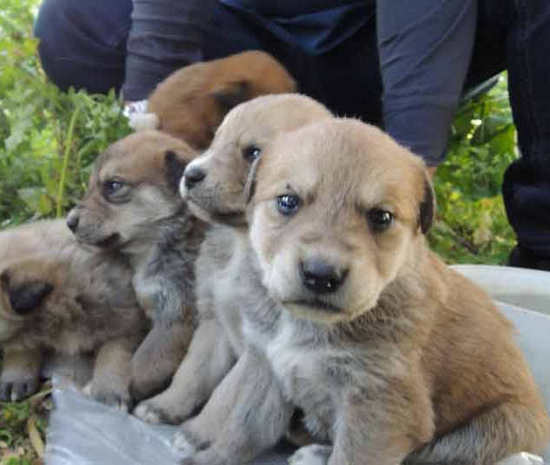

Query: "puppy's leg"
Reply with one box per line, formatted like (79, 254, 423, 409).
(0, 346, 42, 401)
(84, 336, 138, 411)
(321, 376, 434, 465)
(130, 319, 193, 401)
(405, 401, 550, 465)
(175, 348, 293, 465)
(134, 319, 236, 424)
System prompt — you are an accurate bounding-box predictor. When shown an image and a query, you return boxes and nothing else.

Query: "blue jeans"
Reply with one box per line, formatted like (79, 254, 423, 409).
(34, 0, 550, 260)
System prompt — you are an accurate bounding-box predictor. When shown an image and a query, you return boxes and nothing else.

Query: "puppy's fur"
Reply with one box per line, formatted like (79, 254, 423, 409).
(176, 119, 550, 465)
(144, 51, 296, 149)
(133, 94, 331, 425)
(67, 130, 206, 401)
(0, 220, 145, 407)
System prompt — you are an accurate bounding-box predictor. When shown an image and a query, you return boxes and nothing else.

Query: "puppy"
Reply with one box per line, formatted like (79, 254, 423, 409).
(133, 94, 331, 425)
(67, 130, 206, 401)
(0, 219, 145, 408)
(133, 51, 297, 150)
(174, 118, 550, 465)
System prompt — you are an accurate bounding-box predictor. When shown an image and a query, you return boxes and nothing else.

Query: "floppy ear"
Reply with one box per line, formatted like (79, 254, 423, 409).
(418, 178, 435, 234)
(244, 156, 264, 205)
(8, 280, 54, 315)
(212, 81, 251, 113)
(164, 150, 188, 194)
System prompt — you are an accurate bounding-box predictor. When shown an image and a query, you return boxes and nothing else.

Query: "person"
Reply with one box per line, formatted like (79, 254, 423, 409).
(34, 0, 550, 271)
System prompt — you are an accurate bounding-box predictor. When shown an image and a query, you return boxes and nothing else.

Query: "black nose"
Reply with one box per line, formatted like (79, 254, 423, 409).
(184, 166, 206, 189)
(299, 259, 348, 294)
(66, 213, 79, 232)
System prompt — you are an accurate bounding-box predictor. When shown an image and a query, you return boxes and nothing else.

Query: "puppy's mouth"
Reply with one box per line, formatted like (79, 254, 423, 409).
(283, 299, 342, 314)
(187, 200, 245, 226)
(79, 233, 121, 249)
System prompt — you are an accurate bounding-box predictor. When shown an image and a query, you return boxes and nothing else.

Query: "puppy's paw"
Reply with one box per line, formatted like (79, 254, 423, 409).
(173, 431, 197, 458)
(0, 377, 39, 402)
(288, 444, 332, 465)
(133, 401, 165, 424)
(83, 380, 132, 412)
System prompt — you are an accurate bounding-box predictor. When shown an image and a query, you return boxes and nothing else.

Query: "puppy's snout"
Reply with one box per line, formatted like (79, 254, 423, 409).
(299, 259, 348, 294)
(184, 166, 206, 189)
(66, 210, 80, 233)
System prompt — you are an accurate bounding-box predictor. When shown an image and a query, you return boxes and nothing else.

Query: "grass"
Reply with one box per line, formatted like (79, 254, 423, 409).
(0, 0, 518, 463)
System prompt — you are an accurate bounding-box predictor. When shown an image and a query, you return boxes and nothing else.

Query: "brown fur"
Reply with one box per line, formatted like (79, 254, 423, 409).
(147, 51, 297, 150)
(245, 118, 550, 464)
(67, 130, 206, 401)
(0, 219, 145, 408)
(170, 117, 549, 465)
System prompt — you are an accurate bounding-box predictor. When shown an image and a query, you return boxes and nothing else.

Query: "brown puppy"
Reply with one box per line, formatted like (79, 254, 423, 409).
(0, 219, 144, 408)
(142, 51, 296, 149)
(247, 119, 550, 464)
(67, 130, 206, 401)
(174, 118, 549, 465)
(133, 94, 331, 425)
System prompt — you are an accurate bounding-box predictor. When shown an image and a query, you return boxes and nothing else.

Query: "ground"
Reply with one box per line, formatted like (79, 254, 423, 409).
(0, 1, 518, 463)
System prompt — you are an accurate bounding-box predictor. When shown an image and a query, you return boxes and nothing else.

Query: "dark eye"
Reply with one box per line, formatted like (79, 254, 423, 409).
(242, 145, 262, 162)
(276, 195, 301, 216)
(368, 209, 393, 231)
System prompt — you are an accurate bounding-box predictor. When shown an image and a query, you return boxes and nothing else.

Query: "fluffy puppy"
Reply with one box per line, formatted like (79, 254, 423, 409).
(134, 51, 297, 150)
(0, 219, 144, 408)
(247, 119, 549, 464)
(133, 94, 331, 424)
(67, 130, 206, 401)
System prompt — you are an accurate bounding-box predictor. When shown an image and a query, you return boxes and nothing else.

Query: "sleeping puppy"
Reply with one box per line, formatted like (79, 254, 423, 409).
(66, 130, 206, 401)
(130, 51, 297, 150)
(0, 219, 145, 408)
(174, 118, 550, 465)
(133, 94, 331, 424)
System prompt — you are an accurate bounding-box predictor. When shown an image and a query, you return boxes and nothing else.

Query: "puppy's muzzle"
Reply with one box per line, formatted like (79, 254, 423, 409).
(183, 166, 206, 190)
(66, 209, 80, 233)
(299, 259, 348, 294)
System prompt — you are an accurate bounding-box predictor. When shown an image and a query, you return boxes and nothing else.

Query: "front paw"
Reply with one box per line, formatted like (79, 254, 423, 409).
(0, 377, 39, 402)
(173, 430, 199, 458)
(83, 380, 131, 412)
(289, 444, 332, 465)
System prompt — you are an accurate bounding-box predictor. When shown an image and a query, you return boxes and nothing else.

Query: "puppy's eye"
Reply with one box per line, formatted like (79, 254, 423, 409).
(276, 195, 301, 216)
(368, 209, 393, 231)
(102, 179, 129, 201)
(242, 145, 262, 162)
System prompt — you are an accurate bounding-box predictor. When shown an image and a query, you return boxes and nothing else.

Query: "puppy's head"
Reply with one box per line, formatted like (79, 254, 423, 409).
(67, 130, 196, 251)
(147, 51, 297, 149)
(248, 119, 435, 323)
(0, 258, 56, 341)
(180, 94, 332, 226)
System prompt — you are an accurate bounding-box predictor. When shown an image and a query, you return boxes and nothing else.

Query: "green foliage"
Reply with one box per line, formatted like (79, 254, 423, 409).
(0, 0, 131, 227)
(428, 77, 517, 264)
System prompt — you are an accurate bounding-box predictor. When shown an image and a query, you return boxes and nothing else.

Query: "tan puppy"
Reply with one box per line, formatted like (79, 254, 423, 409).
(174, 118, 550, 465)
(67, 130, 206, 401)
(0, 219, 144, 407)
(140, 51, 296, 149)
(133, 94, 331, 425)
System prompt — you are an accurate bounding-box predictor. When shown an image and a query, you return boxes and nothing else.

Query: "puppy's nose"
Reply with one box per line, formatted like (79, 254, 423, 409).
(299, 259, 348, 294)
(66, 212, 79, 232)
(184, 166, 206, 189)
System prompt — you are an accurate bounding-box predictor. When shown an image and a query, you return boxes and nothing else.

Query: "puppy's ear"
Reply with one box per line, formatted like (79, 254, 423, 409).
(418, 178, 435, 234)
(8, 280, 54, 315)
(164, 150, 187, 194)
(212, 81, 251, 113)
(244, 156, 263, 204)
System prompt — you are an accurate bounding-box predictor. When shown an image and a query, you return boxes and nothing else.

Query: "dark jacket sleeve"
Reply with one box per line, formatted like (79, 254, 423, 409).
(377, 0, 477, 165)
(122, 0, 204, 101)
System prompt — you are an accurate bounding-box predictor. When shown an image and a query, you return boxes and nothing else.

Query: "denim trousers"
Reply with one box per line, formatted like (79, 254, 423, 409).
(34, 0, 550, 258)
